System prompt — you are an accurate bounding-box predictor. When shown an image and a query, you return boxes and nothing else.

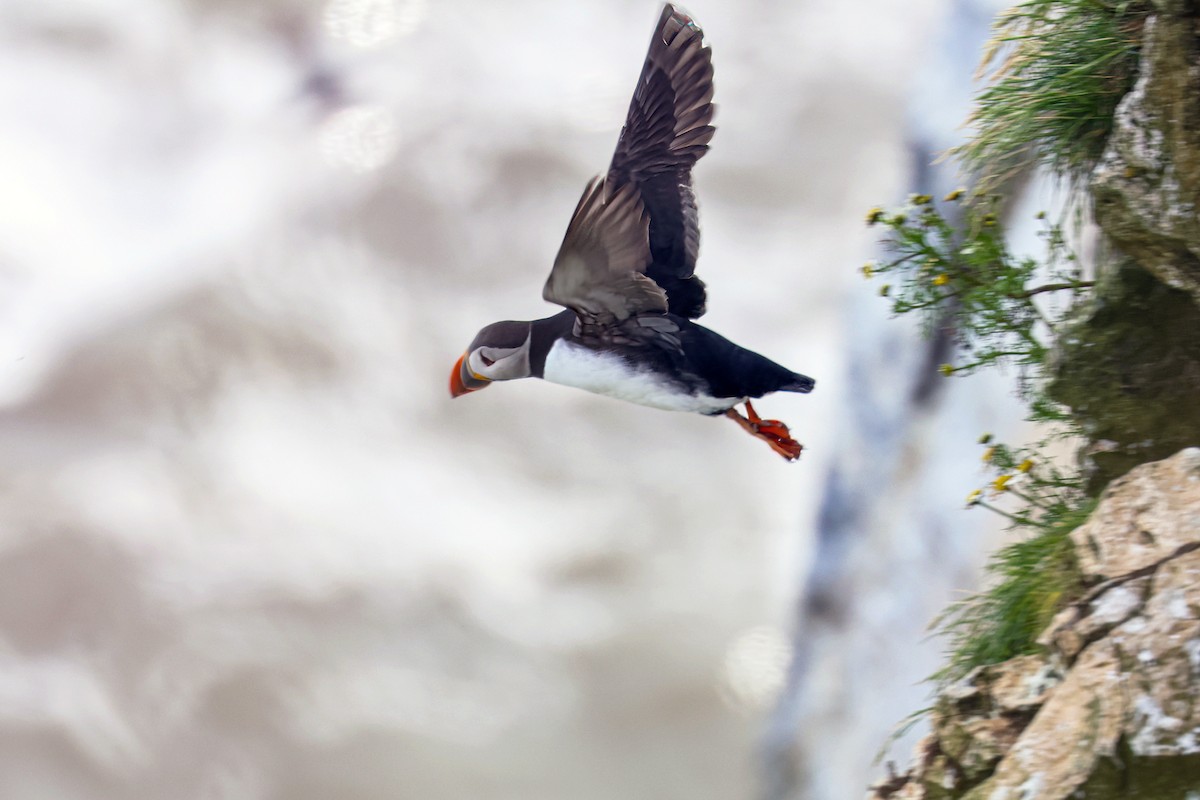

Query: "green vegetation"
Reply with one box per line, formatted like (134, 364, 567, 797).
(863, 195, 1091, 398)
(935, 440, 1095, 681)
(955, 0, 1150, 190)
(860, 0, 1156, 680)
(864, 196, 1097, 681)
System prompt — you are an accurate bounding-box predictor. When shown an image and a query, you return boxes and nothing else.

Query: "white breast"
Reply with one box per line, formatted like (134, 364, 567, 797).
(542, 340, 739, 414)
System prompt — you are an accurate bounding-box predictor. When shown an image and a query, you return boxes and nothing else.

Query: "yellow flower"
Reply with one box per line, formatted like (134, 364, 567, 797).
(966, 489, 983, 507)
(1018, 458, 1034, 473)
(982, 212, 997, 227)
(933, 273, 950, 287)
(944, 189, 965, 202)
(879, 284, 891, 297)
(939, 363, 954, 377)
(992, 474, 1012, 492)
(982, 446, 995, 463)
(911, 194, 933, 205)
(866, 207, 885, 225)
(861, 263, 874, 279)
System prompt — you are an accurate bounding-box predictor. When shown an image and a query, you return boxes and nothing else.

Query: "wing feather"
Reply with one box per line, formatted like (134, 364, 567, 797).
(607, 4, 715, 318)
(543, 176, 667, 327)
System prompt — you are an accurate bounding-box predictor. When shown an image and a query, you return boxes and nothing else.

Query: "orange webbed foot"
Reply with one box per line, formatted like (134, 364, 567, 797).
(725, 401, 805, 461)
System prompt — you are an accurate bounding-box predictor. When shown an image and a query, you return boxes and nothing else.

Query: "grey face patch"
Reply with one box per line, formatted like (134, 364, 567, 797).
(469, 320, 531, 351)
(465, 321, 533, 382)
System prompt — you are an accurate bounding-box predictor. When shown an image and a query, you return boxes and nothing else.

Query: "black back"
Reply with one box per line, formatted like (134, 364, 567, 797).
(676, 319, 814, 399)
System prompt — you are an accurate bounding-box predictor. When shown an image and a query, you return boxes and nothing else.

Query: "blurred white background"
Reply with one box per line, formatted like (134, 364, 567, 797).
(0, 0, 1026, 798)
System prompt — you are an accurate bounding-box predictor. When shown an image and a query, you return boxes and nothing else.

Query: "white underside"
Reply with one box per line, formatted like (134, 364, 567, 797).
(542, 340, 740, 414)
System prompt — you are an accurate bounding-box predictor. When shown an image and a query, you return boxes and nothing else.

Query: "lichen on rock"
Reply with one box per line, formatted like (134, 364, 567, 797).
(870, 450, 1200, 800)
(1092, 7, 1200, 304)
(1069, 446, 1200, 580)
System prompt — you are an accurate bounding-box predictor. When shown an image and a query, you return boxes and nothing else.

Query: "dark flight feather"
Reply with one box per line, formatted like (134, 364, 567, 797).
(606, 4, 715, 319)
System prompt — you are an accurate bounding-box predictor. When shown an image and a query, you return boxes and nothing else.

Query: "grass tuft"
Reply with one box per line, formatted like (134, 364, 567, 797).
(956, 0, 1150, 190)
(934, 496, 1094, 683)
(934, 441, 1095, 683)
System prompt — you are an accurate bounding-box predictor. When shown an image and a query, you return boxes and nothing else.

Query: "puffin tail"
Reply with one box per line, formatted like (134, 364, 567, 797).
(782, 373, 816, 394)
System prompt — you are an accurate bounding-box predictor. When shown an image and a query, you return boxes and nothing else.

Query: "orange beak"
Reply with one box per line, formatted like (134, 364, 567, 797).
(450, 353, 490, 398)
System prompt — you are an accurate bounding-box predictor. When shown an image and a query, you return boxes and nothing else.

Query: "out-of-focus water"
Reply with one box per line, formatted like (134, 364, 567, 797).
(0, 1, 1024, 798)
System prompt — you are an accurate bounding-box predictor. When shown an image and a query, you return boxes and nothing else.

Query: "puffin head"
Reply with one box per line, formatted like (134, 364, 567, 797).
(450, 320, 533, 397)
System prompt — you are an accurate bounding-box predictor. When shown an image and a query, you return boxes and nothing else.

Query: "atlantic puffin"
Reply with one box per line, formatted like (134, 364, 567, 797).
(450, 4, 815, 460)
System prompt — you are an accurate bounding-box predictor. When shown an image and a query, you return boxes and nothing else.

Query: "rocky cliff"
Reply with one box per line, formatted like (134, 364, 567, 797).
(1051, 2, 1200, 489)
(871, 448, 1200, 799)
(874, 3, 1200, 795)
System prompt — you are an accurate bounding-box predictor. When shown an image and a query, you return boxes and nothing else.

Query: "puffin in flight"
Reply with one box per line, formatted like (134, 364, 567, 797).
(450, 4, 815, 460)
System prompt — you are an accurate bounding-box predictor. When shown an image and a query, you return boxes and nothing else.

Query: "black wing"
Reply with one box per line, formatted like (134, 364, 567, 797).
(607, 4, 715, 319)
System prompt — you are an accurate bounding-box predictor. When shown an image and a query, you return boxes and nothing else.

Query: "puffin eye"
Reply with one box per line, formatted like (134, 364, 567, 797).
(479, 352, 496, 367)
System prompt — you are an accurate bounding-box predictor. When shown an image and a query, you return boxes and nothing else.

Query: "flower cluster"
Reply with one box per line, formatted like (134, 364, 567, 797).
(962, 437, 1080, 522)
(860, 196, 1093, 409)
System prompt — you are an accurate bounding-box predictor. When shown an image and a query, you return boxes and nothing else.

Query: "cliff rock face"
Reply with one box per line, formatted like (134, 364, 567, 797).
(1048, 262, 1200, 490)
(870, 449, 1200, 800)
(1049, 1, 1200, 489)
(1092, 3, 1200, 304)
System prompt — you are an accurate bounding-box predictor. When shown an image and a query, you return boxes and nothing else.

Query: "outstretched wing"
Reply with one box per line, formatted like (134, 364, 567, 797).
(607, 4, 715, 319)
(543, 176, 668, 329)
